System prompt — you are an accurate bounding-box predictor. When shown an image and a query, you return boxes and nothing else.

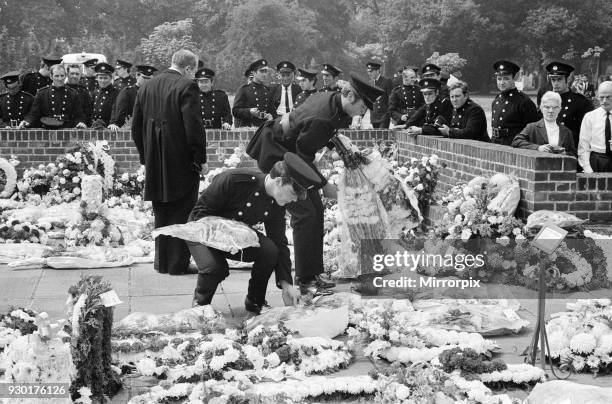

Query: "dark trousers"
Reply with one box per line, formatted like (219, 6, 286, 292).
(590, 152, 612, 172)
(188, 232, 277, 305)
(286, 188, 324, 283)
(152, 184, 199, 275)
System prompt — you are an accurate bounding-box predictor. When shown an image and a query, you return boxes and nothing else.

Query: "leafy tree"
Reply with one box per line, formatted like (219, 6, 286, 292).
(426, 52, 467, 77)
(138, 19, 198, 67)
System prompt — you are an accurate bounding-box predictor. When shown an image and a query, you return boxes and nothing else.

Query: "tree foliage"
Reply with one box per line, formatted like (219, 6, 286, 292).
(0, 0, 611, 92)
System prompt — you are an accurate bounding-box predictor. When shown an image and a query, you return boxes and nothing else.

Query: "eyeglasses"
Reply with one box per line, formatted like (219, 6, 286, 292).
(598, 95, 612, 100)
(541, 105, 560, 110)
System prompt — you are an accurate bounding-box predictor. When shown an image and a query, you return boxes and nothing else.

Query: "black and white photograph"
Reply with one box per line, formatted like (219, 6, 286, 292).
(0, 1, 611, 403)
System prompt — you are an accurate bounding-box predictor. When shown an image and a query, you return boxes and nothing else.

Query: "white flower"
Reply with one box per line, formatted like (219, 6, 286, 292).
(461, 228, 472, 242)
(63, 169, 70, 176)
(58, 162, 64, 169)
(121, 172, 130, 181)
(137, 175, 145, 182)
(72, 176, 80, 183)
(429, 154, 439, 166)
(570, 333, 597, 354)
(136, 358, 157, 376)
(454, 214, 463, 224)
(388, 330, 401, 343)
(395, 384, 411, 400)
(421, 156, 429, 165)
(73, 187, 81, 195)
(496, 236, 510, 246)
(415, 183, 424, 191)
(410, 158, 418, 164)
(59, 178, 66, 184)
(515, 234, 526, 240)
(572, 355, 586, 371)
(266, 352, 280, 368)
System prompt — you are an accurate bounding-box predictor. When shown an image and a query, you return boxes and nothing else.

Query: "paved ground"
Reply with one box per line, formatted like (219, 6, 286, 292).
(1, 262, 611, 403)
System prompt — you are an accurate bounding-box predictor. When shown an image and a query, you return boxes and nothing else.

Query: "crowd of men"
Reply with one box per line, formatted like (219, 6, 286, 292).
(1, 55, 611, 173)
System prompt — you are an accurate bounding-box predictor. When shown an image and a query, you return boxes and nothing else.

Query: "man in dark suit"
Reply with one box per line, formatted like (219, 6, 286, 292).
(0, 71, 34, 128)
(20, 57, 61, 95)
(438, 81, 490, 142)
(109, 64, 157, 130)
(293, 68, 318, 109)
(366, 60, 394, 128)
(246, 73, 385, 295)
(131, 49, 207, 275)
(405, 78, 453, 137)
(270, 61, 301, 117)
(19, 64, 86, 129)
(512, 91, 576, 157)
(232, 59, 276, 127)
(192, 67, 232, 129)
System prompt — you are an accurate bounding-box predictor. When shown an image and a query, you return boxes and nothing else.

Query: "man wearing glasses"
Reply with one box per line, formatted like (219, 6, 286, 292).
(109, 65, 157, 130)
(232, 59, 276, 127)
(543, 61, 593, 148)
(578, 81, 612, 173)
(187, 152, 318, 313)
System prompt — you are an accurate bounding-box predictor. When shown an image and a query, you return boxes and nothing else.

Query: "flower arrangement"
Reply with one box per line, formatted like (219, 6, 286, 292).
(67, 276, 122, 401)
(0, 219, 47, 244)
(546, 299, 612, 374)
(112, 166, 145, 198)
(0, 155, 19, 198)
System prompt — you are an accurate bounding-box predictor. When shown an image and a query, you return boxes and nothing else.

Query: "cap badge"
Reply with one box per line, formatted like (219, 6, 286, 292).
(499, 64, 504, 69)
(553, 65, 558, 70)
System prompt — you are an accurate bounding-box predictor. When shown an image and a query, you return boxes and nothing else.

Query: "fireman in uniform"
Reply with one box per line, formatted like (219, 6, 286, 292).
(293, 68, 318, 109)
(232, 59, 275, 127)
(319, 64, 342, 93)
(544, 60, 594, 147)
(421, 63, 449, 100)
(108, 65, 157, 130)
(114, 59, 136, 91)
(21, 57, 61, 96)
(491, 60, 539, 146)
(91, 62, 119, 127)
(405, 78, 453, 136)
(194, 67, 232, 129)
(388, 66, 424, 125)
(0, 72, 34, 128)
(81, 58, 98, 98)
(366, 60, 394, 128)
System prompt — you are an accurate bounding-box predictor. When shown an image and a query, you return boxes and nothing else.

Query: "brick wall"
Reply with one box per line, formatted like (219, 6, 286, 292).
(395, 132, 612, 222)
(1, 129, 610, 222)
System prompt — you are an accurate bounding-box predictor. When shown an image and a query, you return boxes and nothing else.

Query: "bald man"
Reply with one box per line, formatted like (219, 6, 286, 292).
(578, 81, 612, 172)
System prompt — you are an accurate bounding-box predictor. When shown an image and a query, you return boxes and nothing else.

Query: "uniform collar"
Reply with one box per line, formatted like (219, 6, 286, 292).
(501, 88, 517, 96)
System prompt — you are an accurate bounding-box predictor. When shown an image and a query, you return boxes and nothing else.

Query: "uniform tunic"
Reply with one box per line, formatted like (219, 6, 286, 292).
(24, 85, 85, 128)
(66, 83, 93, 125)
(0, 91, 34, 126)
(81, 76, 98, 99)
(246, 91, 351, 282)
(92, 85, 119, 125)
(388, 84, 424, 124)
(405, 96, 453, 136)
(198, 89, 232, 129)
(110, 85, 138, 127)
(114, 76, 136, 92)
(447, 98, 490, 142)
(491, 88, 539, 146)
(232, 81, 276, 127)
(189, 169, 292, 288)
(318, 86, 340, 93)
(20, 72, 51, 96)
(293, 89, 317, 109)
(557, 91, 593, 147)
(370, 75, 394, 128)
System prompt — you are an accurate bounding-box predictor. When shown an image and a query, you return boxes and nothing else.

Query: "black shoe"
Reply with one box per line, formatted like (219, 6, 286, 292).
(244, 297, 271, 315)
(314, 274, 335, 289)
(298, 281, 334, 296)
(176, 263, 199, 275)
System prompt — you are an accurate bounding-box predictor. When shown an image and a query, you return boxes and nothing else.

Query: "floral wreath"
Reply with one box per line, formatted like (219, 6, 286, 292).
(554, 245, 593, 289)
(0, 157, 17, 198)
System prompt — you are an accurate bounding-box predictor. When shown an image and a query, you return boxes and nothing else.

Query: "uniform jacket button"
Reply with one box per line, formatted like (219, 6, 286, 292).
(264, 211, 268, 216)
(246, 202, 252, 207)
(238, 211, 243, 216)
(254, 192, 259, 196)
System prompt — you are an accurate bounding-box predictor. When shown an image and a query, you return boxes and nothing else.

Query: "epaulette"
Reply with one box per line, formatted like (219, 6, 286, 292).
(21, 91, 34, 97)
(38, 85, 50, 91)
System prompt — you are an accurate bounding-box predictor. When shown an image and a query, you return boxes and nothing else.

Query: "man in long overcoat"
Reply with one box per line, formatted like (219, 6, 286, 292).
(131, 49, 207, 275)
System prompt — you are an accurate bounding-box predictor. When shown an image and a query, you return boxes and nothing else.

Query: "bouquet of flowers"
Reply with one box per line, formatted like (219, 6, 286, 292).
(112, 165, 145, 198)
(0, 155, 19, 198)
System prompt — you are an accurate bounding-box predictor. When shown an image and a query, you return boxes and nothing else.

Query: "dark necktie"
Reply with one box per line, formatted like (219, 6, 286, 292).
(606, 111, 612, 155)
(284, 86, 290, 113)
